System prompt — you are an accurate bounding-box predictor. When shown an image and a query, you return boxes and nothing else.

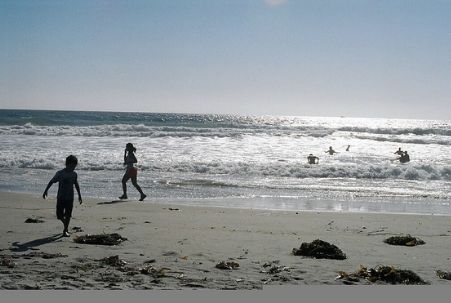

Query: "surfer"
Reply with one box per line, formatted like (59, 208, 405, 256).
(346, 145, 350, 151)
(399, 151, 410, 163)
(307, 154, 319, 164)
(394, 147, 403, 156)
(325, 146, 338, 155)
(119, 143, 147, 201)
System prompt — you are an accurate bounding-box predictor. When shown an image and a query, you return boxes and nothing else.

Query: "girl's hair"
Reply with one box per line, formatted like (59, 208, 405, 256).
(126, 143, 136, 153)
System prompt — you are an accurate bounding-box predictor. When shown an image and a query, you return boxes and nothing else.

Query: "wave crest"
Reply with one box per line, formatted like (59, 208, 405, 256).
(4, 158, 450, 181)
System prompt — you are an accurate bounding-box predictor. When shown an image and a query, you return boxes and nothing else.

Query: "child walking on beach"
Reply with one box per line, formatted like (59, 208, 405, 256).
(43, 155, 82, 237)
(119, 143, 147, 201)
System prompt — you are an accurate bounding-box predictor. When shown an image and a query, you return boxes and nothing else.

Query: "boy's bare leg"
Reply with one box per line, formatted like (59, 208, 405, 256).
(64, 217, 70, 235)
(60, 217, 70, 236)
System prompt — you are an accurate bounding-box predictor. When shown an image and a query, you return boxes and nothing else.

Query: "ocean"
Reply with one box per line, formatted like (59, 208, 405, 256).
(0, 109, 450, 214)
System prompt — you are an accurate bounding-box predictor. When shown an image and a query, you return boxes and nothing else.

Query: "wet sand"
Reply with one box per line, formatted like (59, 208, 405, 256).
(1, 191, 451, 289)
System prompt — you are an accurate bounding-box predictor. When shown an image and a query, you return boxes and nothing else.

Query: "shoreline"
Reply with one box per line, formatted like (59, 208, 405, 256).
(1, 191, 451, 289)
(2, 188, 450, 217)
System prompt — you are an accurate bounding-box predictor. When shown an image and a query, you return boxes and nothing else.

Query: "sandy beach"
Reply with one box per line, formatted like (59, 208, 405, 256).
(1, 191, 451, 289)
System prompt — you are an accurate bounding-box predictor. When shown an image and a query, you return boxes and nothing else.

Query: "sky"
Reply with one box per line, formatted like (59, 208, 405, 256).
(1, 0, 450, 119)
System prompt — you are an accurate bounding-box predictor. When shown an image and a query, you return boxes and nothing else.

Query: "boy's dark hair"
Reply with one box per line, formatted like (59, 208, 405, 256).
(66, 155, 78, 166)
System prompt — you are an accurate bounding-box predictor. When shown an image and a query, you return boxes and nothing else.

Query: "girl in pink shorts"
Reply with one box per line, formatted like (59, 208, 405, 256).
(119, 143, 146, 201)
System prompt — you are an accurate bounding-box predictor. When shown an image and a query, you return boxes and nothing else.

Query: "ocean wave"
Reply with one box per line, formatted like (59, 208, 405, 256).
(2, 111, 450, 138)
(4, 157, 450, 181)
(150, 162, 451, 181)
(0, 123, 239, 138)
(0, 123, 334, 138)
(337, 126, 451, 136)
(3, 122, 449, 142)
(352, 134, 451, 146)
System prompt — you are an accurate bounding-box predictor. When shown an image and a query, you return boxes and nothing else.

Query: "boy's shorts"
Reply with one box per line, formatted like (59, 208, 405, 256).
(56, 199, 74, 220)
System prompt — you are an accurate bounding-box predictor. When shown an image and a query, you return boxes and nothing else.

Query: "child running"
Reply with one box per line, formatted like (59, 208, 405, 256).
(43, 155, 82, 237)
(119, 143, 147, 201)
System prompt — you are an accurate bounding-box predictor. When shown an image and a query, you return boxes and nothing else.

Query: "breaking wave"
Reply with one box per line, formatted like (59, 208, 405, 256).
(337, 126, 451, 136)
(1, 122, 450, 144)
(3, 157, 450, 181)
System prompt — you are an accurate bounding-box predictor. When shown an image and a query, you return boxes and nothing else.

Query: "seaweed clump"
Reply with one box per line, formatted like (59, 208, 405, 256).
(384, 235, 425, 246)
(24, 217, 45, 223)
(73, 233, 127, 246)
(436, 270, 451, 280)
(292, 239, 346, 260)
(337, 265, 429, 285)
(215, 261, 240, 270)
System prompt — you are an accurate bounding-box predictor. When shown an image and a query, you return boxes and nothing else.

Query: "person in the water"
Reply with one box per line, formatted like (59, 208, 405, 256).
(399, 151, 410, 163)
(394, 147, 403, 156)
(307, 154, 319, 164)
(325, 146, 338, 155)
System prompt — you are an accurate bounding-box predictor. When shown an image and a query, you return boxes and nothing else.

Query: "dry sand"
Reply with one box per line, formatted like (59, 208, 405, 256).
(1, 191, 451, 289)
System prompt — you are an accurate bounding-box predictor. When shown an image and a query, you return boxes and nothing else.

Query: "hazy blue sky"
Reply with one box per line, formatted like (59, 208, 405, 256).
(1, 0, 450, 119)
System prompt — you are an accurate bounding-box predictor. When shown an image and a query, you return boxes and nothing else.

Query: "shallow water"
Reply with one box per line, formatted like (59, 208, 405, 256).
(0, 110, 450, 214)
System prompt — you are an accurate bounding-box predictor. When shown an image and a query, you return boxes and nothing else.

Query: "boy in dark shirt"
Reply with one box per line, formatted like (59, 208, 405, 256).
(43, 155, 82, 237)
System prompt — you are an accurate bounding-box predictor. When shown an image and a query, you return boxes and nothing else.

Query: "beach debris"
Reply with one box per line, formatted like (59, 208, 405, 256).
(24, 217, 45, 223)
(71, 262, 100, 272)
(337, 265, 429, 285)
(261, 260, 290, 274)
(162, 251, 178, 256)
(1, 257, 15, 268)
(260, 260, 291, 283)
(139, 265, 170, 277)
(436, 270, 451, 280)
(263, 260, 279, 267)
(144, 259, 156, 264)
(99, 255, 127, 268)
(383, 235, 425, 246)
(261, 264, 290, 274)
(292, 239, 347, 260)
(71, 226, 83, 232)
(73, 233, 127, 246)
(215, 261, 240, 270)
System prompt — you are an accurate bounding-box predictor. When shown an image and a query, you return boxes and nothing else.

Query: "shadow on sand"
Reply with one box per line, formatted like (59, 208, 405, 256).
(97, 200, 134, 205)
(10, 234, 63, 252)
